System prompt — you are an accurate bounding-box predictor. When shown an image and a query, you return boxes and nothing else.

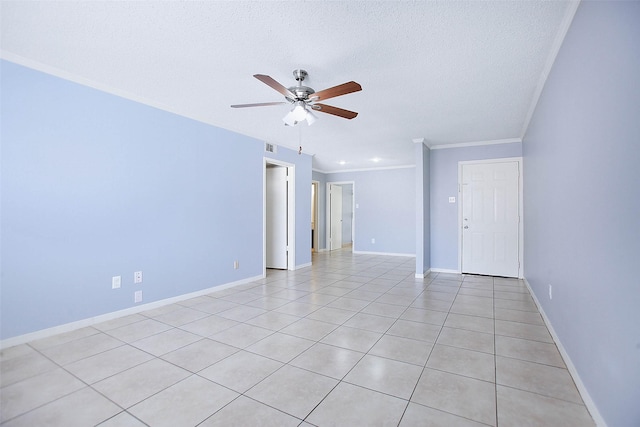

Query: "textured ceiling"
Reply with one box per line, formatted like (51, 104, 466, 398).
(1, 1, 577, 172)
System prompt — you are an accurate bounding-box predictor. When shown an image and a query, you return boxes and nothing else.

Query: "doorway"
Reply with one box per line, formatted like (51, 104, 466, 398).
(330, 184, 343, 250)
(326, 181, 355, 252)
(264, 159, 295, 271)
(459, 158, 522, 278)
(311, 181, 319, 252)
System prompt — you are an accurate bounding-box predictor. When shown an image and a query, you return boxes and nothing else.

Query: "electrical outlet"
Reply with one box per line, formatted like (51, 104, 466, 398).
(549, 284, 553, 300)
(134, 290, 143, 303)
(371, 238, 375, 244)
(134, 271, 143, 284)
(234, 260, 239, 269)
(112, 276, 121, 289)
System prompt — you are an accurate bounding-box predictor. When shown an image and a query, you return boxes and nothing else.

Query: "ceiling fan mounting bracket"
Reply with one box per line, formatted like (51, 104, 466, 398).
(293, 69, 308, 82)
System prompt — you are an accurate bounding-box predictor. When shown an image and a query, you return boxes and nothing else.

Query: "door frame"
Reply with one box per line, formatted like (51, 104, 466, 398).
(330, 184, 343, 251)
(311, 180, 319, 253)
(457, 157, 523, 278)
(325, 181, 355, 252)
(264, 158, 295, 273)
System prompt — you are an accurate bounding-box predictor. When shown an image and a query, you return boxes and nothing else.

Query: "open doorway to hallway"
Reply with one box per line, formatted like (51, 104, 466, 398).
(264, 159, 295, 271)
(311, 181, 319, 253)
(326, 182, 354, 252)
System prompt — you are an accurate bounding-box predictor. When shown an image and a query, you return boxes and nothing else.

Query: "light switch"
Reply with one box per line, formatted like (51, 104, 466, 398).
(448, 197, 456, 203)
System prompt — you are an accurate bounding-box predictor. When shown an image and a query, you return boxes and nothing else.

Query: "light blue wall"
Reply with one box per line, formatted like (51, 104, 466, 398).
(429, 142, 522, 270)
(1, 60, 312, 340)
(327, 168, 415, 255)
(523, 2, 640, 426)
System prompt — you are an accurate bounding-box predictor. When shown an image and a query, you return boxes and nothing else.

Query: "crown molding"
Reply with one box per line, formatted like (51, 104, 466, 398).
(313, 164, 416, 175)
(520, 1, 581, 139)
(429, 138, 521, 150)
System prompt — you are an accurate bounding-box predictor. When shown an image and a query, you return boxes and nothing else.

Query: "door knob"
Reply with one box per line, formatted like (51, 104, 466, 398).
(464, 225, 469, 229)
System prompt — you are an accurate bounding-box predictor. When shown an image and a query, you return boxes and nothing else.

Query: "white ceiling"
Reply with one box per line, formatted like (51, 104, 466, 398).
(1, 1, 577, 172)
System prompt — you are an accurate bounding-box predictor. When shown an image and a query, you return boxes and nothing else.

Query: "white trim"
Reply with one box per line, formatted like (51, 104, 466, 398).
(264, 158, 296, 272)
(0, 274, 263, 350)
(352, 250, 415, 258)
(0, 52, 178, 117)
(520, 1, 581, 139)
(429, 268, 460, 274)
(311, 180, 320, 254)
(315, 164, 415, 174)
(294, 262, 312, 270)
(429, 138, 521, 150)
(415, 268, 432, 279)
(523, 278, 607, 427)
(457, 157, 524, 279)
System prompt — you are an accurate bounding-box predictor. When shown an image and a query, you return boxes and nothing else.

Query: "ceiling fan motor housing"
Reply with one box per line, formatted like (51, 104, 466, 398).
(287, 69, 315, 103)
(286, 86, 315, 103)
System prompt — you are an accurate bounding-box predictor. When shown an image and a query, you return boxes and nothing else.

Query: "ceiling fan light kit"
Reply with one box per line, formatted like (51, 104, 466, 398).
(283, 101, 318, 126)
(231, 69, 361, 127)
(282, 110, 297, 127)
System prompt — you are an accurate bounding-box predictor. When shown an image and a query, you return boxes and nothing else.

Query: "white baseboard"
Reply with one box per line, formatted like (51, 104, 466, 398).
(294, 262, 312, 270)
(523, 278, 607, 427)
(415, 268, 432, 279)
(429, 268, 460, 274)
(352, 250, 416, 257)
(0, 274, 264, 350)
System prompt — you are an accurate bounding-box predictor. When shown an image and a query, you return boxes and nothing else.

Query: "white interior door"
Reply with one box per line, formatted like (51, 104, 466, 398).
(461, 161, 520, 277)
(266, 166, 287, 269)
(330, 184, 343, 251)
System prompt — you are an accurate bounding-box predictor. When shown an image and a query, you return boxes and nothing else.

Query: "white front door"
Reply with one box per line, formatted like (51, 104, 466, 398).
(266, 166, 288, 269)
(461, 161, 520, 277)
(330, 184, 343, 251)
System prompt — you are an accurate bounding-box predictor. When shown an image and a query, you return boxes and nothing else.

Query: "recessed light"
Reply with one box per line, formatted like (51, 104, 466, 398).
(338, 160, 346, 165)
(371, 157, 381, 163)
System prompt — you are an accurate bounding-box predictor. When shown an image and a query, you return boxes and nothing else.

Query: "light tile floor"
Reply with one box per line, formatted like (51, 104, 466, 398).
(1, 250, 596, 426)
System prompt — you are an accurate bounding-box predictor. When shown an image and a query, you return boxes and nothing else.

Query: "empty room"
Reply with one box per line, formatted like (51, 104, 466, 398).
(1, 1, 638, 426)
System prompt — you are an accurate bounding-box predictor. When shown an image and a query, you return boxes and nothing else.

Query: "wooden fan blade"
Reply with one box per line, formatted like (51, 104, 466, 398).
(231, 102, 287, 108)
(312, 103, 358, 119)
(310, 81, 362, 102)
(254, 74, 295, 99)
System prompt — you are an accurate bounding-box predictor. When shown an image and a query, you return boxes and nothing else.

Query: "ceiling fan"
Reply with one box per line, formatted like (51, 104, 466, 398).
(231, 69, 362, 126)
